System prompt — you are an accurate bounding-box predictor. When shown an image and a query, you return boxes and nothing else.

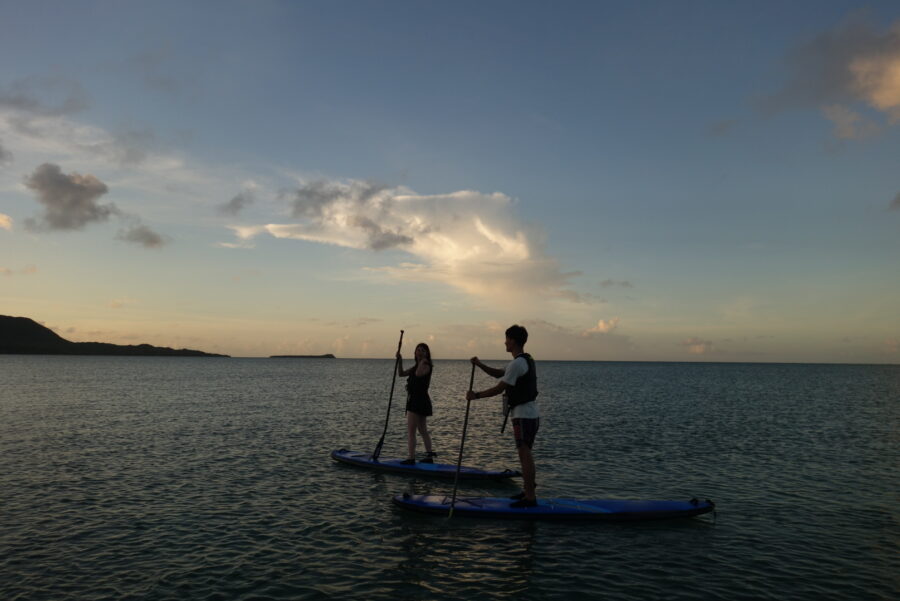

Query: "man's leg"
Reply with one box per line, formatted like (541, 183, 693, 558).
(517, 444, 536, 500)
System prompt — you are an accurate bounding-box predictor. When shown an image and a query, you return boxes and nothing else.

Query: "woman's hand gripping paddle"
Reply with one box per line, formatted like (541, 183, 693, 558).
(448, 361, 476, 519)
(372, 330, 404, 461)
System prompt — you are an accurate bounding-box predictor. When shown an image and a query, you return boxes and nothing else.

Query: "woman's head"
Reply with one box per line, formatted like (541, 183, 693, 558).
(414, 342, 432, 364)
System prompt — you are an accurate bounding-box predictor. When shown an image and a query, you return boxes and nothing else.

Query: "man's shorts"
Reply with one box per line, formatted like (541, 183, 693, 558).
(512, 417, 539, 449)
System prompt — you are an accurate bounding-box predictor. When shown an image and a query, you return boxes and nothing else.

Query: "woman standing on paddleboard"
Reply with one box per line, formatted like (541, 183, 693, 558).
(397, 343, 436, 464)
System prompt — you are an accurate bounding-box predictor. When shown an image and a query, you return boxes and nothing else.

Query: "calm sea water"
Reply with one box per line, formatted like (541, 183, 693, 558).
(1, 356, 897, 600)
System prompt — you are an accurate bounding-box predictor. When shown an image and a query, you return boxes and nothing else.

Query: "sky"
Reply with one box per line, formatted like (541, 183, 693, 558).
(1, 0, 899, 363)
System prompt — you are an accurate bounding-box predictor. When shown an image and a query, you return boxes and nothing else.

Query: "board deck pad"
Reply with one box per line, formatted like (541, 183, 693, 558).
(393, 493, 715, 521)
(331, 449, 520, 480)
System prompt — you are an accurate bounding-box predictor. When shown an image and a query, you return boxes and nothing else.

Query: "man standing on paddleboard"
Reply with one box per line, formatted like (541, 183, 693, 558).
(467, 324, 540, 508)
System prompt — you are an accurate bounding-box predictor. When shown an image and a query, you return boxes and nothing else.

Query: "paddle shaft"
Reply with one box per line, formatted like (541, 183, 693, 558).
(372, 330, 404, 461)
(448, 362, 476, 518)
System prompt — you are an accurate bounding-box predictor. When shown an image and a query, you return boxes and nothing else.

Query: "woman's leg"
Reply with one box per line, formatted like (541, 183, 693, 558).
(406, 411, 418, 460)
(416, 415, 433, 454)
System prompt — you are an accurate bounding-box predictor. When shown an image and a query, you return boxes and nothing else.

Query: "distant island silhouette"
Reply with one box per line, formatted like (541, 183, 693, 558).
(0, 315, 228, 357)
(270, 354, 336, 359)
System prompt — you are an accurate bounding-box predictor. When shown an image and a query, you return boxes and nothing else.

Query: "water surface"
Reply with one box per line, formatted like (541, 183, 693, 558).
(1, 357, 897, 600)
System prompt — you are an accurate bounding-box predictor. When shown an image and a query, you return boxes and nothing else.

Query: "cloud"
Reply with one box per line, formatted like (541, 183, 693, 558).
(236, 179, 582, 301)
(117, 223, 165, 248)
(218, 225, 265, 249)
(557, 289, 606, 304)
(761, 17, 900, 134)
(0, 77, 88, 118)
(126, 48, 197, 95)
(890, 192, 900, 210)
(708, 119, 740, 136)
(600, 279, 634, 288)
(218, 190, 254, 215)
(280, 180, 409, 250)
(23, 163, 117, 231)
(0, 137, 12, 166)
(582, 317, 620, 336)
(682, 337, 715, 355)
(0, 213, 11, 230)
(108, 297, 137, 309)
(821, 104, 880, 139)
(1, 264, 37, 276)
(325, 317, 384, 328)
(22, 163, 166, 247)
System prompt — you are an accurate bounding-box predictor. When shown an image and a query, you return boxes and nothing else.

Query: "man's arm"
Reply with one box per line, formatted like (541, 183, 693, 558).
(470, 356, 505, 378)
(466, 381, 508, 401)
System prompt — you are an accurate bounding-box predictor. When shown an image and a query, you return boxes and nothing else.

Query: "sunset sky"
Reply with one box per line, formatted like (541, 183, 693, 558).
(2, 1, 899, 362)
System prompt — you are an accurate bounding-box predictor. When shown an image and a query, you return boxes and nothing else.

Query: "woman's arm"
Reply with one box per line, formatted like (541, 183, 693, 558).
(396, 353, 411, 377)
(415, 360, 431, 377)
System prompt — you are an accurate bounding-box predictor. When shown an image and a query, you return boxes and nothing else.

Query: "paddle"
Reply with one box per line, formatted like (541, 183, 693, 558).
(372, 330, 404, 461)
(448, 361, 476, 519)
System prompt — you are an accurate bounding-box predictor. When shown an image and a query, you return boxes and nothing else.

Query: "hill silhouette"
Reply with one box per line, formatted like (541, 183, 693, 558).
(0, 315, 228, 357)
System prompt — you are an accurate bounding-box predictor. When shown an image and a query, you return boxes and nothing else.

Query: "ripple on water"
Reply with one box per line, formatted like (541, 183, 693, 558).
(1, 358, 897, 600)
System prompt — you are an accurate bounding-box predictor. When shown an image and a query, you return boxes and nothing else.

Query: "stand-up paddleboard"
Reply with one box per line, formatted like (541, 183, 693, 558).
(331, 449, 520, 481)
(393, 493, 715, 521)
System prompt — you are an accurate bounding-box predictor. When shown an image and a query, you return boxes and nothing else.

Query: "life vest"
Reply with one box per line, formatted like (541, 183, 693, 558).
(506, 353, 537, 408)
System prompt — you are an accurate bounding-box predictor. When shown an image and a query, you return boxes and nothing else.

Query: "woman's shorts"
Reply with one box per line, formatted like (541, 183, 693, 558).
(406, 395, 433, 417)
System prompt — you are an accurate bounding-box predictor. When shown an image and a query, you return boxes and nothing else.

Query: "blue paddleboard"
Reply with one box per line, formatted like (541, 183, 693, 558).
(393, 493, 715, 521)
(331, 449, 520, 481)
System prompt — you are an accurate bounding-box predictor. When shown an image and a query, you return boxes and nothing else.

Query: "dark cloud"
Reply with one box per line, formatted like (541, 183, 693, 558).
(759, 16, 900, 115)
(23, 163, 117, 231)
(126, 49, 196, 95)
(284, 180, 409, 250)
(349, 215, 413, 250)
(219, 190, 254, 216)
(286, 180, 345, 218)
(286, 180, 390, 219)
(708, 119, 739, 136)
(0, 138, 12, 166)
(118, 224, 165, 248)
(0, 77, 88, 116)
(83, 128, 156, 166)
(891, 193, 900, 210)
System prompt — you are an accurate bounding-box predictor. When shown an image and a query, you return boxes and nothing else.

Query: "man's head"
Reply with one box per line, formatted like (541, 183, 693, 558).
(504, 324, 528, 353)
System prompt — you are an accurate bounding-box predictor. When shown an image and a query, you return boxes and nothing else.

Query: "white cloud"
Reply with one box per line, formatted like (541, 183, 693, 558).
(682, 337, 715, 355)
(236, 180, 581, 301)
(582, 317, 620, 336)
(0, 103, 223, 212)
(108, 297, 137, 309)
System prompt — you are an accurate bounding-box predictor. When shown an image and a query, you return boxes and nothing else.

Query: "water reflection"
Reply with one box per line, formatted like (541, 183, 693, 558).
(389, 501, 538, 598)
